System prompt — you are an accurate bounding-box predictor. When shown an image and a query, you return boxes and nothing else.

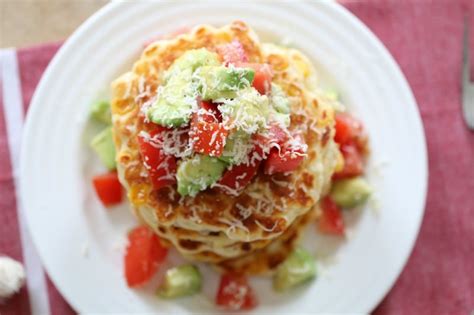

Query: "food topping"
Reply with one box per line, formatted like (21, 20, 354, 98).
(273, 248, 317, 291)
(92, 172, 123, 207)
(156, 264, 202, 298)
(125, 226, 168, 287)
(140, 44, 303, 196)
(216, 273, 258, 310)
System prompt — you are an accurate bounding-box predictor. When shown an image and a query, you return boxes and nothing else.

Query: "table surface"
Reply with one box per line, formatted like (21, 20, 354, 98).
(0, 0, 107, 48)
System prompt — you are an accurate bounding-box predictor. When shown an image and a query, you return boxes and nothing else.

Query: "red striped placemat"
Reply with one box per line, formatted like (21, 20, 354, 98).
(1, 1, 473, 314)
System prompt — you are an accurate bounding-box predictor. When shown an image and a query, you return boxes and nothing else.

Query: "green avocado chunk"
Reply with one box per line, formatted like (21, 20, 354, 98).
(218, 130, 251, 165)
(148, 72, 196, 127)
(271, 83, 290, 114)
(273, 248, 317, 292)
(148, 49, 221, 127)
(219, 87, 270, 134)
(90, 100, 111, 124)
(269, 83, 291, 127)
(329, 177, 372, 208)
(157, 265, 202, 298)
(176, 155, 226, 197)
(164, 48, 220, 82)
(324, 89, 339, 101)
(197, 66, 255, 100)
(90, 127, 116, 170)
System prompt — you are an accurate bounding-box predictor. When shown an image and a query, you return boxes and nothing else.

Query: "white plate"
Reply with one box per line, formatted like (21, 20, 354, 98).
(20, 1, 428, 313)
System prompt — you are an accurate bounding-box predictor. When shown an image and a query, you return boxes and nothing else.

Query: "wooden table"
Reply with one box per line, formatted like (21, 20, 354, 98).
(0, 0, 107, 48)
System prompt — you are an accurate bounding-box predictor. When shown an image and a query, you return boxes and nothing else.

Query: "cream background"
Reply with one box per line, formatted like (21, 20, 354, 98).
(0, 0, 106, 48)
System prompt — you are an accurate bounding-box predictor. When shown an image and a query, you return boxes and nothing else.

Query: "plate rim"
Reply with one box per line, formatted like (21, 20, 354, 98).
(19, 1, 428, 313)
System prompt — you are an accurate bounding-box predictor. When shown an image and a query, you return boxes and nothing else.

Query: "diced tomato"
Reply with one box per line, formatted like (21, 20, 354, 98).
(268, 123, 289, 143)
(190, 113, 228, 157)
(318, 197, 345, 235)
(200, 100, 222, 122)
(216, 273, 258, 311)
(261, 126, 306, 174)
(217, 159, 261, 193)
(137, 129, 177, 189)
(263, 147, 305, 175)
(125, 226, 168, 287)
(217, 40, 248, 65)
(253, 123, 306, 174)
(92, 172, 123, 207)
(252, 64, 273, 95)
(333, 144, 364, 179)
(236, 63, 273, 94)
(333, 113, 366, 179)
(252, 134, 268, 159)
(334, 113, 366, 148)
(253, 123, 289, 157)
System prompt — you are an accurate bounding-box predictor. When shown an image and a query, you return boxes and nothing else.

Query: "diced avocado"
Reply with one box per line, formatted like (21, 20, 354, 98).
(273, 248, 316, 292)
(330, 177, 372, 208)
(177, 155, 227, 197)
(90, 127, 116, 170)
(197, 66, 255, 100)
(149, 49, 221, 127)
(324, 89, 339, 101)
(90, 100, 111, 124)
(148, 71, 196, 127)
(218, 130, 251, 165)
(269, 84, 291, 127)
(270, 111, 291, 128)
(271, 83, 290, 114)
(157, 265, 202, 298)
(219, 88, 270, 134)
(164, 48, 220, 82)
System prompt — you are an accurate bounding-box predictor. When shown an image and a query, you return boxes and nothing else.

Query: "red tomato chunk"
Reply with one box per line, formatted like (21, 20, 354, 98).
(217, 40, 249, 65)
(258, 124, 306, 175)
(137, 128, 177, 189)
(264, 148, 305, 175)
(253, 123, 289, 158)
(217, 159, 261, 193)
(190, 103, 228, 157)
(334, 112, 367, 152)
(333, 112, 366, 179)
(333, 144, 364, 179)
(200, 100, 222, 122)
(216, 273, 258, 311)
(236, 62, 273, 95)
(318, 197, 345, 235)
(92, 172, 123, 207)
(125, 226, 168, 287)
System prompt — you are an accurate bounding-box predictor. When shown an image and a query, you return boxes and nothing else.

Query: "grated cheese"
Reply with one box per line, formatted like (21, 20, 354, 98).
(164, 205, 174, 218)
(210, 183, 241, 196)
(222, 280, 248, 310)
(254, 219, 279, 233)
(217, 217, 250, 240)
(271, 177, 289, 187)
(235, 203, 252, 220)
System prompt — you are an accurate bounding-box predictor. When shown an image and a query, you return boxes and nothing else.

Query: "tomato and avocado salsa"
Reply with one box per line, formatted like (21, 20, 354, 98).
(139, 42, 308, 197)
(88, 25, 373, 310)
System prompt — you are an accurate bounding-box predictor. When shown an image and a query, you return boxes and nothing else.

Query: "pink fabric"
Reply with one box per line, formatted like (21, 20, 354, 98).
(17, 43, 62, 112)
(1, 0, 473, 314)
(16, 43, 75, 315)
(341, 0, 474, 314)
(0, 80, 31, 315)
